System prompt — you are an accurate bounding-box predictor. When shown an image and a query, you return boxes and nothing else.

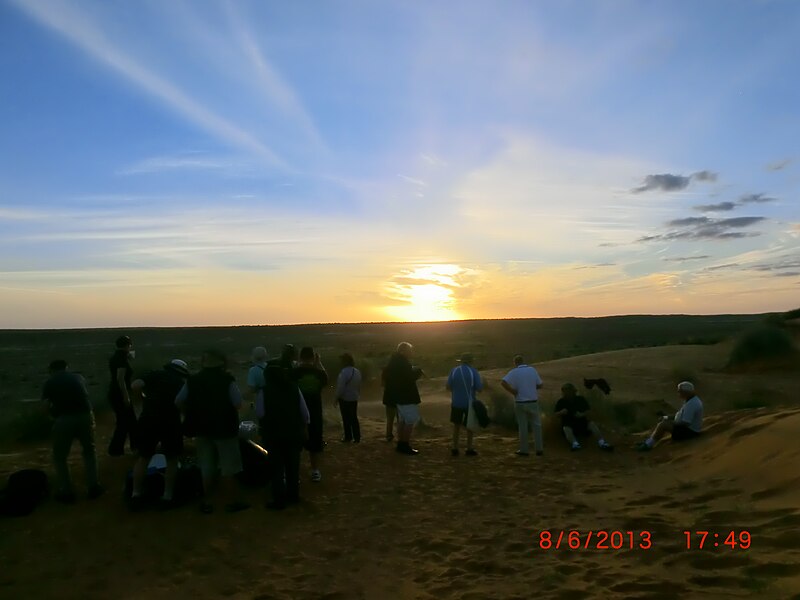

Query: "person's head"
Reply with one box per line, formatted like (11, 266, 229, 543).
(561, 382, 577, 398)
(201, 349, 227, 370)
(340, 352, 355, 367)
(165, 358, 190, 378)
(280, 344, 297, 363)
(49, 359, 68, 374)
(677, 381, 695, 400)
(458, 352, 473, 365)
(299, 346, 315, 363)
(397, 342, 413, 358)
(115, 335, 132, 351)
(513, 354, 524, 366)
(251, 346, 268, 363)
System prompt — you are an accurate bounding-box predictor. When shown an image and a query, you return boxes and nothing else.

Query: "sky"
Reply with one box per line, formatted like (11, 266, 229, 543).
(1, 0, 798, 328)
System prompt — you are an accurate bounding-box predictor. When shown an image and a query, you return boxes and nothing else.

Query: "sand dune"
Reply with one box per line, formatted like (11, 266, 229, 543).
(1, 346, 799, 599)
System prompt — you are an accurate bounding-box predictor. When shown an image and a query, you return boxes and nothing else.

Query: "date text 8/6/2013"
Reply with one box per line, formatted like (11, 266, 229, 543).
(536, 530, 752, 550)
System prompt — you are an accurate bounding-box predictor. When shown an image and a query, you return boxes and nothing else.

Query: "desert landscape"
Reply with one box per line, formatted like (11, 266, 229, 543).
(1, 314, 798, 599)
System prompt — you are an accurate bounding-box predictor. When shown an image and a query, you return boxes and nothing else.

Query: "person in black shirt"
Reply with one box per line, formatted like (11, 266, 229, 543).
(554, 383, 613, 451)
(294, 346, 328, 482)
(383, 342, 423, 455)
(41, 360, 103, 503)
(128, 359, 190, 510)
(107, 335, 137, 456)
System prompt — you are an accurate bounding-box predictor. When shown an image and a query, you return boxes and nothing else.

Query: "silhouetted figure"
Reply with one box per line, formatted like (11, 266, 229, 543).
(108, 335, 137, 456)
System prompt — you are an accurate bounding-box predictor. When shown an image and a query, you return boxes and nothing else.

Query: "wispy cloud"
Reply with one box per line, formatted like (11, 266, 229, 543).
(117, 153, 254, 176)
(10, 0, 287, 168)
(767, 158, 792, 171)
(693, 201, 736, 212)
(662, 255, 712, 262)
(739, 192, 777, 204)
(631, 171, 717, 193)
(639, 216, 766, 242)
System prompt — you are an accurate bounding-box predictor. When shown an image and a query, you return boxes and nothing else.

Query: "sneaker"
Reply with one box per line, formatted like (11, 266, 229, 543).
(637, 442, 652, 452)
(465, 449, 478, 456)
(451, 449, 459, 457)
(571, 443, 582, 452)
(311, 470, 322, 482)
(396, 442, 419, 455)
(515, 451, 529, 457)
(353, 439, 361, 444)
(87, 485, 105, 500)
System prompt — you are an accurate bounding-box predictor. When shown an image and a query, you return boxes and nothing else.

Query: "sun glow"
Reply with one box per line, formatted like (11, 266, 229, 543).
(383, 264, 464, 322)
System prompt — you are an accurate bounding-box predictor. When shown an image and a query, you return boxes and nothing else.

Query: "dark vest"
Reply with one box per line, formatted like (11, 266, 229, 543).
(261, 360, 305, 445)
(183, 368, 237, 439)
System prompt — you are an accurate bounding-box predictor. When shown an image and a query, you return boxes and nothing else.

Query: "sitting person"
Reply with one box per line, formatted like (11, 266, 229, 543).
(638, 381, 703, 451)
(554, 383, 613, 451)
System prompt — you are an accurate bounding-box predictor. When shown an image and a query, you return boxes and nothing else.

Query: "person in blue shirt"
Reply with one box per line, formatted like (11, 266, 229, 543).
(446, 353, 483, 457)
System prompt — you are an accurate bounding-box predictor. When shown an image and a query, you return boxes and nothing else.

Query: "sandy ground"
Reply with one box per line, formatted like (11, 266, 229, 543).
(1, 345, 799, 600)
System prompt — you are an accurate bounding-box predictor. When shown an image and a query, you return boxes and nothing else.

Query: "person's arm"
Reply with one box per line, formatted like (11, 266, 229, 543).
(553, 399, 568, 417)
(501, 379, 517, 397)
(229, 382, 243, 410)
(474, 371, 484, 393)
(175, 382, 189, 411)
(298, 390, 310, 425)
(446, 370, 453, 392)
(116, 367, 130, 405)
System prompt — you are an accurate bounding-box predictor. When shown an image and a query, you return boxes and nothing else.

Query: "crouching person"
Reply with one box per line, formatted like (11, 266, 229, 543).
(128, 359, 190, 510)
(554, 383, 613, 451)
(42, 360, 103, 503)
(177, 350, 249, 514)
(261, 351, 310, 510)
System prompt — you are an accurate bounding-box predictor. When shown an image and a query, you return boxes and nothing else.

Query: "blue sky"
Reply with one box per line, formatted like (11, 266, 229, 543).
(1, 0, 798, 327)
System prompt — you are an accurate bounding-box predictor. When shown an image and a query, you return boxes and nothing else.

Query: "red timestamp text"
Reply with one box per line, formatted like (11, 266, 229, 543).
(537, 530, 653, 550)
(683, 531, 751, 549)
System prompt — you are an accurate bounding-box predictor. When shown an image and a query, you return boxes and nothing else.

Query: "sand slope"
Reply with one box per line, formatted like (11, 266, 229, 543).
(1, 346, 799, 600)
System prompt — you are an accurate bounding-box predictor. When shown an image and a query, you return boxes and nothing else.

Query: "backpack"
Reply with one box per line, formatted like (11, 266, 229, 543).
(0, 469, 49, 517)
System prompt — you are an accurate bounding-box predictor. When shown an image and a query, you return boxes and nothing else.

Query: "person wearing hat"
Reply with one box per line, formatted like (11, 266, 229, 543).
(107, 335, 137, 456)
(129, 358, 191, 509)
(637, 381, 704, 451)
(446, 353, 483, 456)
(554, 383, 613, 452)
(336, 353, 362, 443)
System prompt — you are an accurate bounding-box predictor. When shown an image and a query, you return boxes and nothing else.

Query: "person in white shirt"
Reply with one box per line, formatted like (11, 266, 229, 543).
(501, 355, 544, 456)
(638, 381, 704, 451)
(336, 353, 362, 443)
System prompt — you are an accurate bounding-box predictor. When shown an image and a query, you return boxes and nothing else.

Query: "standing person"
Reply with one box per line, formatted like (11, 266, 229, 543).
(41, 360, 103, 503)
(381, 366, 396, 442)
(383, 342, 423, 455)
(336, 353, 362, 443)
(261, 349, 310, 510)
(446, 353, 483, 456)
(637, 381, 704, 451)
(501, 355, 544, 457)
(246, 346, 268, 424)
(108, 335, 137, 456)
(294, 347, 328, 482)
(554, 383, 613, 452)
(176, 350, 249, 514)
(128, 359, 190, 510)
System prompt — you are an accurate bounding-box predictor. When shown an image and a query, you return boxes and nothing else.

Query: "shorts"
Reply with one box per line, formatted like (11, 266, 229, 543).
(396, 404, 420, 426)
(671, 424, 701, 441)
(195, 437, 243, 480)
(304, 397, 324, 453)
(562, 417, 590, 437)
(137, 415, 184, 458)
(450, 406, 468, 426)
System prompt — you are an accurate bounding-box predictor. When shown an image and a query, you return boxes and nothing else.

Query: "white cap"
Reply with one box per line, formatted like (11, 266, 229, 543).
(677, 381, 695, 393)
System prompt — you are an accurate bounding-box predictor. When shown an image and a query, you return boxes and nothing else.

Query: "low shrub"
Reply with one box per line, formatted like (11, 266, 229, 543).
(728, 326, 796, 367)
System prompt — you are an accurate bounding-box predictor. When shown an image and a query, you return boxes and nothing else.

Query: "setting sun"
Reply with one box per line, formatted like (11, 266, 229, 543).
(383, 264, 464, 322)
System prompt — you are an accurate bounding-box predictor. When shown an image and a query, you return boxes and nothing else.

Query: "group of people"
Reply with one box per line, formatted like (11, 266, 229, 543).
(39, 337, 705, 513)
